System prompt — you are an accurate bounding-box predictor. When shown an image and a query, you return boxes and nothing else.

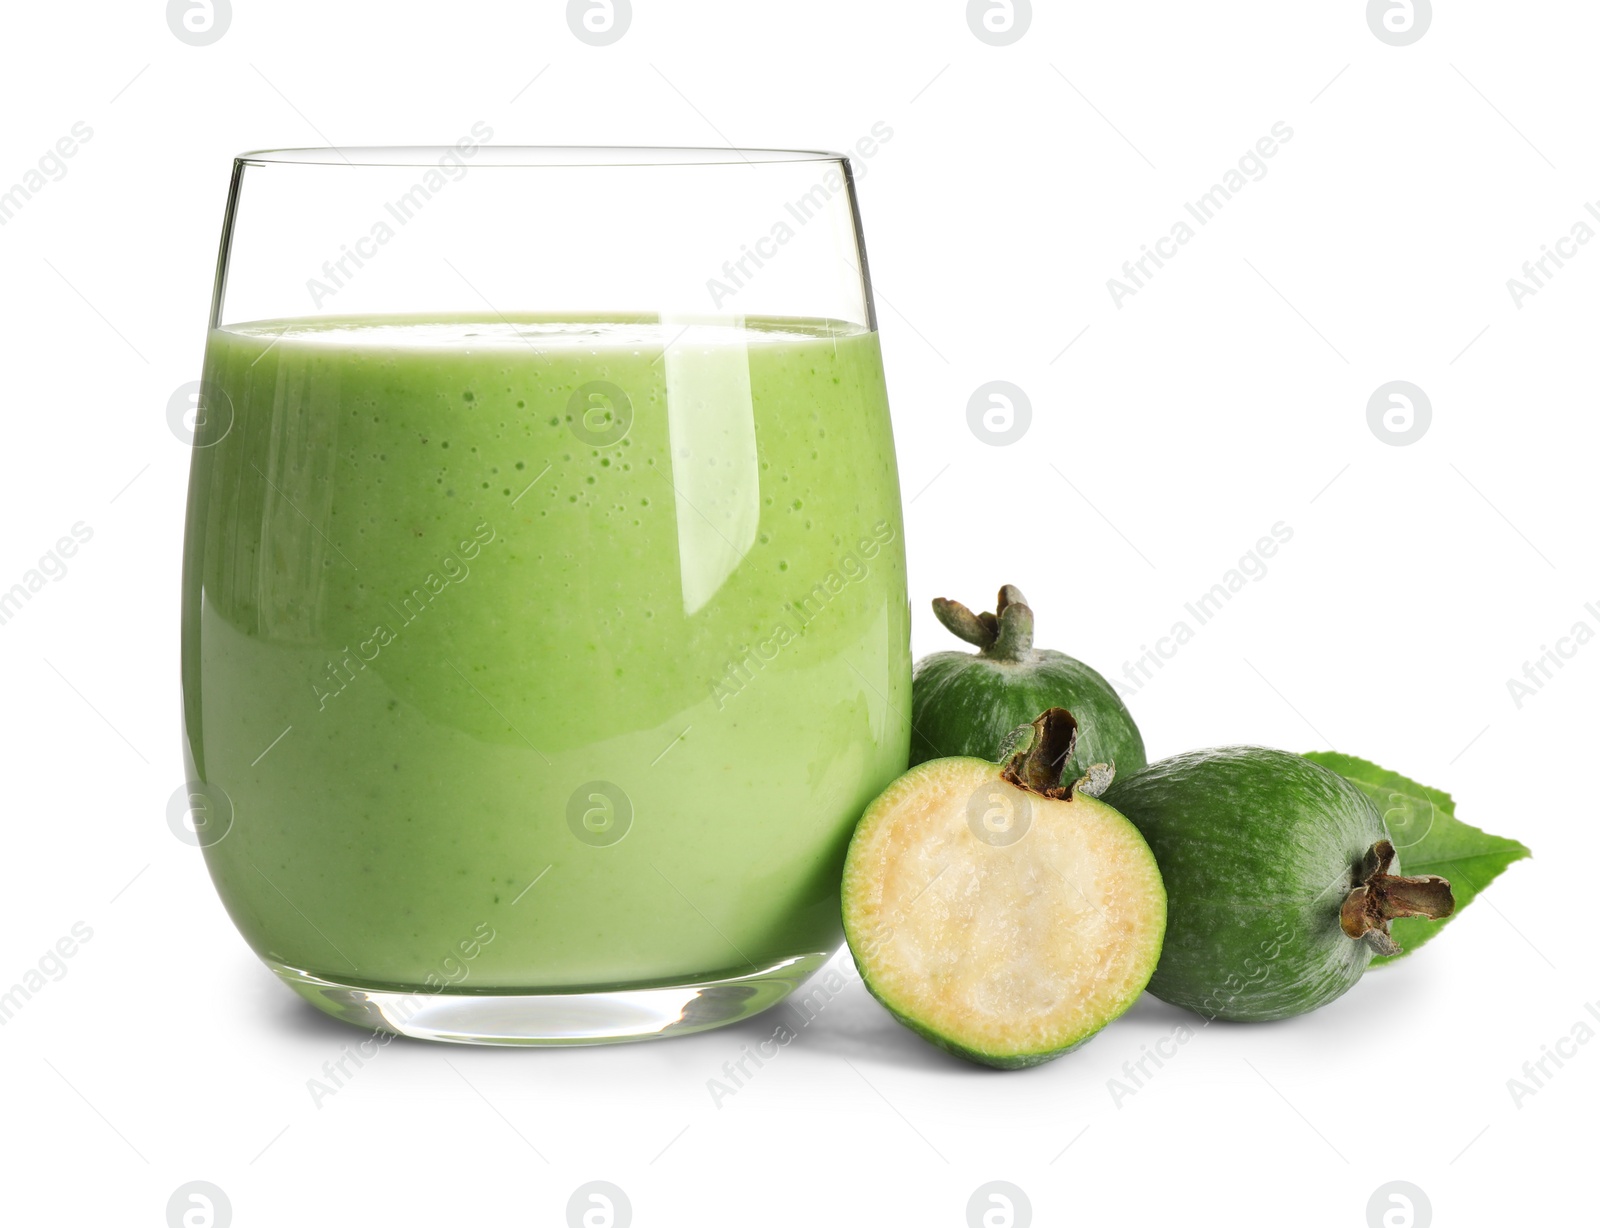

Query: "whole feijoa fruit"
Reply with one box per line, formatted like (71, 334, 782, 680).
(910, 585, 1145, 784)
(843, 709, 1166, 1068)
(1104, 747, 1455, 1022)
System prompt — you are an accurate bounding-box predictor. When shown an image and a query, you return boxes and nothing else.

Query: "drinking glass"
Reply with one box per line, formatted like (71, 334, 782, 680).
(180, 147, 910, 1044)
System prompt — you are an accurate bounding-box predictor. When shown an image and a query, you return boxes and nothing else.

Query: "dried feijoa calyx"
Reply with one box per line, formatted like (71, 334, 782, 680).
(842, 709, 1166, 1068)
(910, 585, 1145, 782)
(1104, 747, 1456, 1022)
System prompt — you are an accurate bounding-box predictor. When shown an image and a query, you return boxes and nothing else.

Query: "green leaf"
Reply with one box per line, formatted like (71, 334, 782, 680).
(1304, 751, 1531, 964)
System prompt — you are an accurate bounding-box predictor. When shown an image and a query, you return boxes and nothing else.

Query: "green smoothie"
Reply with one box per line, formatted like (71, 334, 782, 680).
(181, 315, 910, 992)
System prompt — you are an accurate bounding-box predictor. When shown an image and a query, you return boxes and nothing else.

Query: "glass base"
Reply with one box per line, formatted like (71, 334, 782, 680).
(270, 952, 832, 1046)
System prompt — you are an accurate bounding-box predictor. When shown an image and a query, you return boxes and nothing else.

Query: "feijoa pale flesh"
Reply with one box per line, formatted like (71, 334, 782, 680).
(1104, 747, 1455, 1022)
(910, 586, 1145, 783)
(842, 710, 1166, 1068)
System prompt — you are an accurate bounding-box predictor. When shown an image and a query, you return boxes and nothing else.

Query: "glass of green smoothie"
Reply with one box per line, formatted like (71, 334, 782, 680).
(180, 146, 910, 1044)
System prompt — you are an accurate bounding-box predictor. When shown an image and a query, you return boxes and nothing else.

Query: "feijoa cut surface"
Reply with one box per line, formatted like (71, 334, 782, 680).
(842, 711, 1166, 1068)
(910, 586, 1145, 783)
(1104, 747, 1455, 1022)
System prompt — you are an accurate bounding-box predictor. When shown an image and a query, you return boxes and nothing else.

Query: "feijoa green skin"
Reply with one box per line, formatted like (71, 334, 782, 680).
(1104, 747, 1455, 1022)
(911, 586, 1145, 783)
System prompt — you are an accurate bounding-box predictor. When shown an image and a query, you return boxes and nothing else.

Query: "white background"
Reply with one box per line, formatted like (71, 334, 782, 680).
(0, 2, 1591, 1225)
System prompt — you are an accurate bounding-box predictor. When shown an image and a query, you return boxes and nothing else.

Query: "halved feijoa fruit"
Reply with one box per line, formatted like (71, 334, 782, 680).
(842, 709, 1166, 1068)
(911, 585, 1145, 781)
(1104, 747, 1456, 1022)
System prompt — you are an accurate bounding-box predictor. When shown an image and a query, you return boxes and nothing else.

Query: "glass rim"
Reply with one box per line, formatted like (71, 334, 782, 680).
(235, 145, 849, 169)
